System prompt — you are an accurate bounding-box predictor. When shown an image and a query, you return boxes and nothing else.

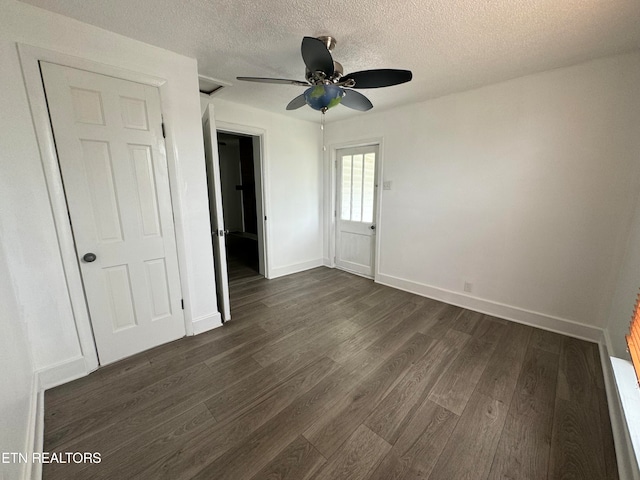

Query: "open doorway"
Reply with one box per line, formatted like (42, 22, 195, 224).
(216, 131, 265, 284)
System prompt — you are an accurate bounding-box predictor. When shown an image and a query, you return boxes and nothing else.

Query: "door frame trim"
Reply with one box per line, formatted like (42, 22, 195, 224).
(328, 137, 384, 281)
(213, 120, 271, 279)
(18, 44, 191, 372)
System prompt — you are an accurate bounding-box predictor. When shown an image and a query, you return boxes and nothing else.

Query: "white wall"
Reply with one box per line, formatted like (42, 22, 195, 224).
(0, 0, 218, 382)
(0, 243, 35, 480)
(325, 52, 640, 338)
(201, 97, 323, 278)
(606, 188, 640, 358)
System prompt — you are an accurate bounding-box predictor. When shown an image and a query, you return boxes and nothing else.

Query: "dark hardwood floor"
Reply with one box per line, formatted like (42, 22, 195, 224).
(226, 233, 261, 285)
(43, 267, 618, 479)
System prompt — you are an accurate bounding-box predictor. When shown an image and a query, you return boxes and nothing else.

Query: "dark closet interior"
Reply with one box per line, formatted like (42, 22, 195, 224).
(217, 132, 260, 281)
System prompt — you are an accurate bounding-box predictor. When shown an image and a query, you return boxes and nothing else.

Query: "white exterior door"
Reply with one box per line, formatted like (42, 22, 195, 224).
(202, 105, 231, 321)
(41, 62, 185, 365)
(335, 145, 379, 277)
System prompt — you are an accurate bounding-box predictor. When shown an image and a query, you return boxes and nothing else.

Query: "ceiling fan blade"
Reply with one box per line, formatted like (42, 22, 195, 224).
(237, 77, 309, 86)
(342, 69, 413, 89)
(301, 37, 334, 76)
(341, 89, 373, 111)
(286, 94, 307, 110)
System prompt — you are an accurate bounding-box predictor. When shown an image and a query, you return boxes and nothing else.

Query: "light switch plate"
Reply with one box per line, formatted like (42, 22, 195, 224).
(383, 181, 392, 190)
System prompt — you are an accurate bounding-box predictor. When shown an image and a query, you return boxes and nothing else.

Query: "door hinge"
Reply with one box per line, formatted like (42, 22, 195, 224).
(181, 299, 184, 310)
(161, 122, 166, 138)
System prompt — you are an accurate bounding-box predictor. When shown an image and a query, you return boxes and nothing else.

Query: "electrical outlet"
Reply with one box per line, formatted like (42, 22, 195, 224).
(383, 181, 392, 190)
(464, 282, 473, 293)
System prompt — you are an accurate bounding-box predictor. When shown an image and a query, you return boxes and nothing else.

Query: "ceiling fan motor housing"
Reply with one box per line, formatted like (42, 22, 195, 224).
(305, 62, 344, 84)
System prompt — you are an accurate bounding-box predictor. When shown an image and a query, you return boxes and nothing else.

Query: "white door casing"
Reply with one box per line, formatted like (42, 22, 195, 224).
(41, 62, 185, 365)
(216, 121, 269, 279)
(202, 105, 231, 321)
(335, 145, 379, 278)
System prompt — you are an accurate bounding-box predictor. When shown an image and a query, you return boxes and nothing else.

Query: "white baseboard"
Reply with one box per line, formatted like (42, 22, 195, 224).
(35, 315, 224, 390)
(269, 258, 324, 279)
(376, 272, 603, 342)
(23, 376, 44, 480)
(599, 344, 640, 480)
(192, 312, 223, 335)
(35, 355, 89, 391)
(323, 257, 333, 268)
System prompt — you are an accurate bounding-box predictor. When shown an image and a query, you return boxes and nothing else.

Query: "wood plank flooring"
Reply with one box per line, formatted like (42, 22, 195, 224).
(43, 267, 618, 480)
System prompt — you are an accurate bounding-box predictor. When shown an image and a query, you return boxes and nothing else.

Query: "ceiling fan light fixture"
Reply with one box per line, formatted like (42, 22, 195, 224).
(304, 84, 344, 112)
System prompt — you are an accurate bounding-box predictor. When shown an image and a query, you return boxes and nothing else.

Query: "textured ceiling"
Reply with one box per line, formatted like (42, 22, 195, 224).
(21, 0, 640, 123)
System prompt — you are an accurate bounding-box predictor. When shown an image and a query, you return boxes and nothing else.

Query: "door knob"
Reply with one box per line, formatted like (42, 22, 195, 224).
(82, 253, 97, 263)
(370, 225, 376, 230)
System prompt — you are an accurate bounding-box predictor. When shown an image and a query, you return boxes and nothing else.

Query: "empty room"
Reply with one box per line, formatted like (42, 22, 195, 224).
(1, 0, 640, 478)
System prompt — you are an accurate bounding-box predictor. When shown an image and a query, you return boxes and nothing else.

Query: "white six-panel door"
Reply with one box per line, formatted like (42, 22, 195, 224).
(41, 62, 185, 365)
(335, 145, 379, 278)
(202, 105, 231, 321)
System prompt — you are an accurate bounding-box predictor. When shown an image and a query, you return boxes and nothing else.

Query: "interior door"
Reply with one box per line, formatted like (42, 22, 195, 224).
(41, 62, 185, 365)
(336, 145, 379, 277)
(202, 105, 231, 321)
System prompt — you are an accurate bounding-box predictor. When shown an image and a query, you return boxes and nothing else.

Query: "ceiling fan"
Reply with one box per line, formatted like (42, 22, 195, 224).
(237, 36, 413, 114)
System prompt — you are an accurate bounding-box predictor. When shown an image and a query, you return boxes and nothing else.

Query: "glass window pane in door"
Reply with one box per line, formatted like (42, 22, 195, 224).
(340, 155, 352, 220)
(351, 154, 363, 222)
(362, 153, 375, 223)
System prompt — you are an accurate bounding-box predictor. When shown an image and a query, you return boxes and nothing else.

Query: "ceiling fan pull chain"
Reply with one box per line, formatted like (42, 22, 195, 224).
(321, 112, 326, 152)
